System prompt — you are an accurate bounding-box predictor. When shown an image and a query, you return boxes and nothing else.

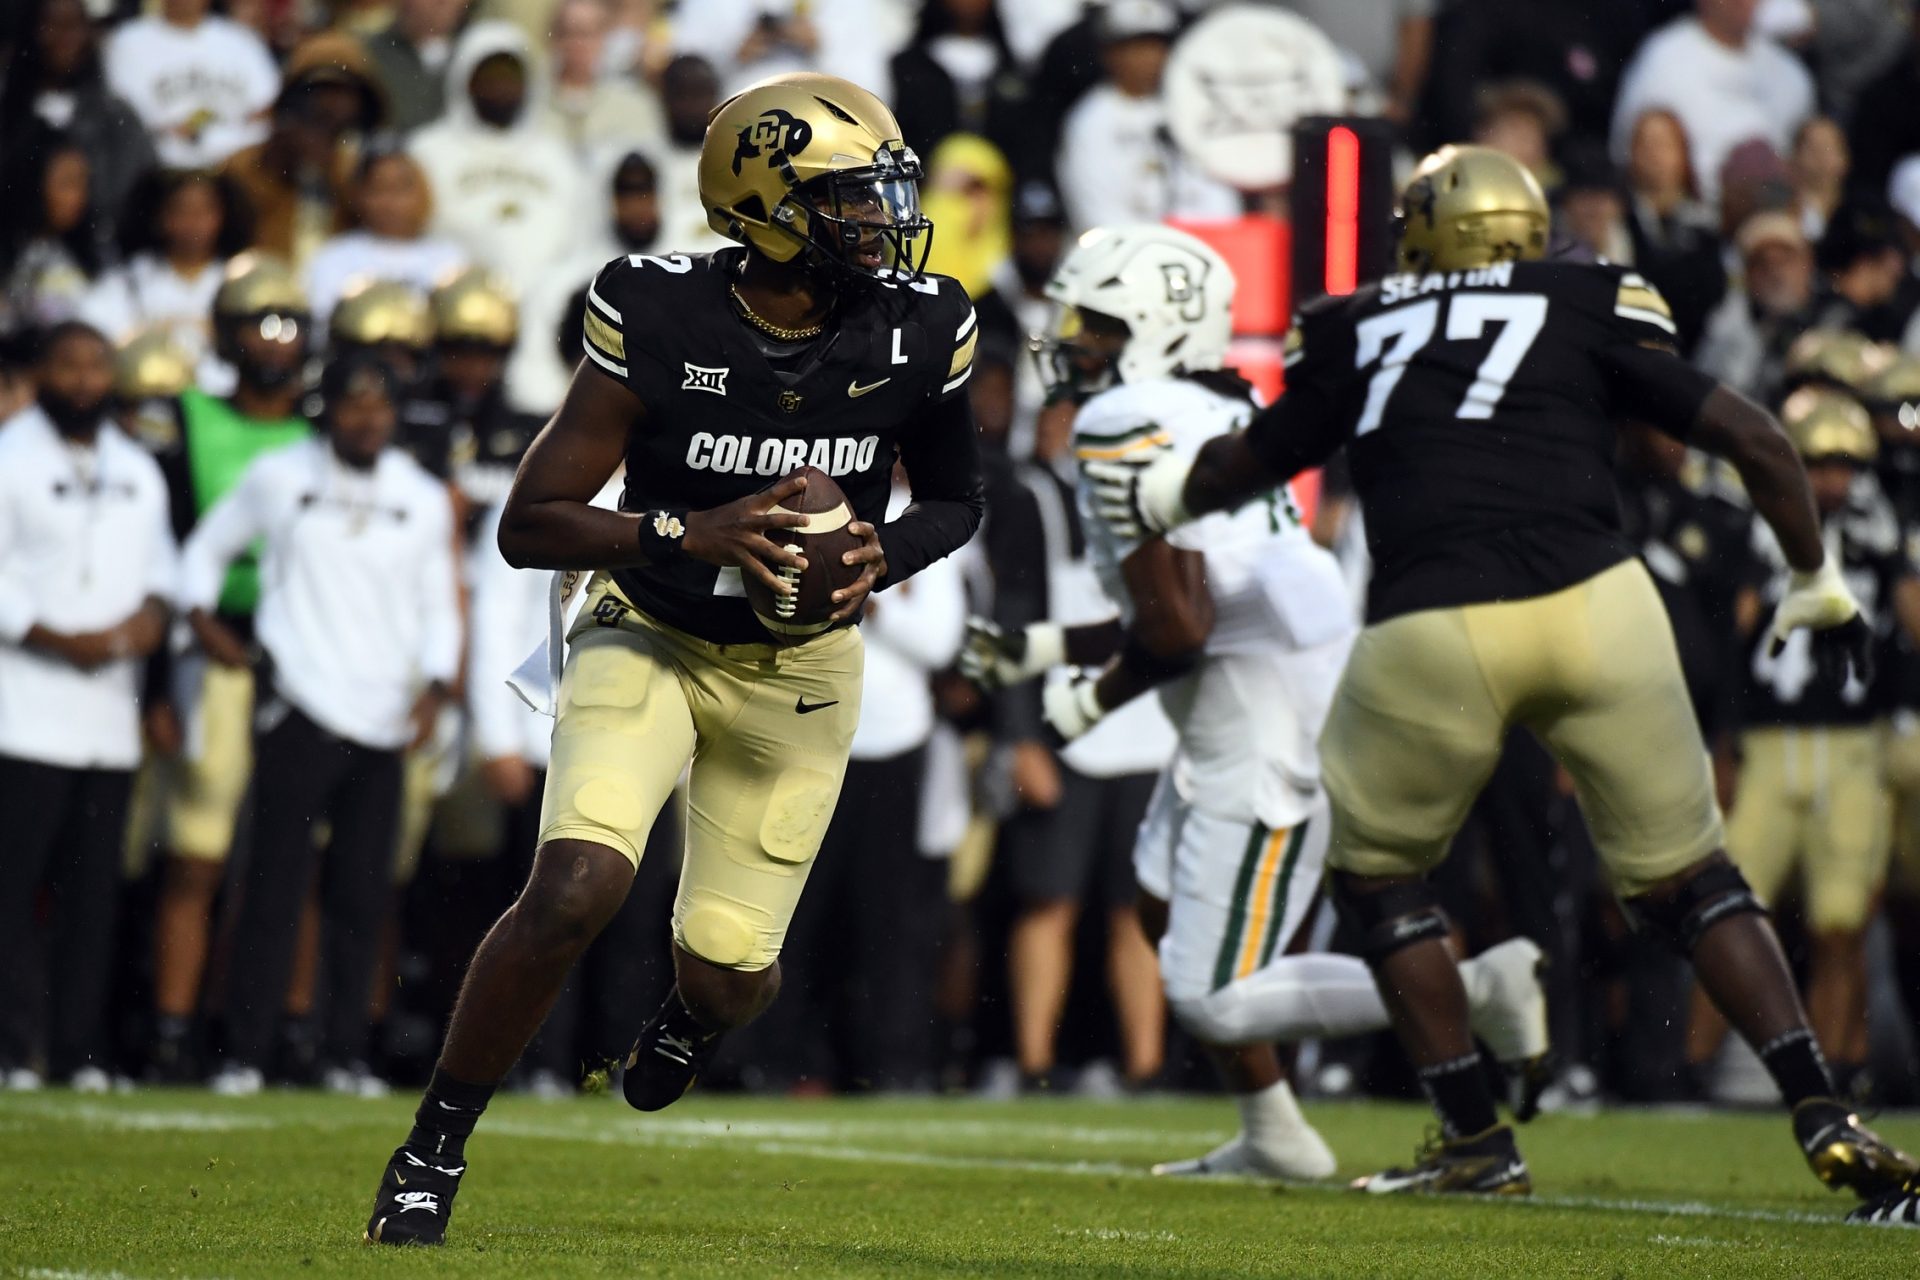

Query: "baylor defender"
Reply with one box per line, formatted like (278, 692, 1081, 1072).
(1089, 146, 1919, 1216)
(365, 73, 983, 1246)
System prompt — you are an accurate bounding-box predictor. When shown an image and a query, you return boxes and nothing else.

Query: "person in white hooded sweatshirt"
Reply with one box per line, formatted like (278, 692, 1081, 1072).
(407, 21, 583, 304)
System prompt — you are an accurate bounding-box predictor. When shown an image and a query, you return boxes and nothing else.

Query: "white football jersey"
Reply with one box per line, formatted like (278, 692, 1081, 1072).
(1072, 377, 1356, 827)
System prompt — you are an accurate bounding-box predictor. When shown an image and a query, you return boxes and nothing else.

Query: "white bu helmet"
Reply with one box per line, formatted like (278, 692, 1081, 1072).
(1039, 224, 1236, 394)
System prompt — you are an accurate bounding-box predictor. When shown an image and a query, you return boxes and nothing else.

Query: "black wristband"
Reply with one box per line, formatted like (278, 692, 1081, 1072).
(636, 508, 689, 563)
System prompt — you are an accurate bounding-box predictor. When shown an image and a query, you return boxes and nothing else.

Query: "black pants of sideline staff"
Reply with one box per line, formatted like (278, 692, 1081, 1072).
(0, 755, 132, 1079)
(223, 696, 401, 1072)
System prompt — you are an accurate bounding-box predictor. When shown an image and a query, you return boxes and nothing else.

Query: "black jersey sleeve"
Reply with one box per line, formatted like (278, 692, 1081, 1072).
(1244, 301, 1357, 480)
(878, 388, 985, 589)
(922, 280, 978, 404)
(579, 251, 713, 398)
(580, 255, 636, 386)
(1599, 341, 1720, 441)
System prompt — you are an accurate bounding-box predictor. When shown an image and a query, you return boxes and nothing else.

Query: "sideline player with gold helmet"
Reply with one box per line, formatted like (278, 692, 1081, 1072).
(142, 255, 315, 1084)
(365, 73, 984, 1247)
(1083, 144, 1917, 1214)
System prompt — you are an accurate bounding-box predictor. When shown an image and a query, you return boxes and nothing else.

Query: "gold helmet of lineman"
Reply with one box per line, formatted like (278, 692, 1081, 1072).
(332, 278, 433, 350)
(1397, 145, 1550, 274)
(699, 71, 932, 282)
(1783, 329, 1893, 393)
(430, 268, 518, 347)
(1783, 386, 1878, 464)
(212, 253, 308, 377)
(114, 328, 195, 401)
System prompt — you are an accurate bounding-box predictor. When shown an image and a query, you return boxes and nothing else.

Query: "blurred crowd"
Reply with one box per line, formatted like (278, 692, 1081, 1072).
(6, 0, 1920, 1109)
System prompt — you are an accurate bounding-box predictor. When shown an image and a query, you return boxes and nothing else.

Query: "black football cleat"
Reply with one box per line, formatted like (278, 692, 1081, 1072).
(1848, 1172, 1920, 1227)
(622, 990, 723, 1113)
(1352, 1125, 1532, 1196)
(364, 1144, 466, 1246)
(1793, 1098, 1920, 1200)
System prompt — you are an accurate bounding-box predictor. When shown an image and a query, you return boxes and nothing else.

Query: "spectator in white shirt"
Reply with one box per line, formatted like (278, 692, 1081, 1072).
(0, 322, 175, 1090)
(1610, 0, 1816, 210)
(652, 55, 734, 256)
(180, 354, 460, 1096)
(543, 0, 666, 161)
(669, 0, 891, 98)
(306, 150, 469, 329)
(1055, 0, 1240, 232)
(748, 476, 967, 1090)
(79, 169, 252, 372)
(409, 20, 585, 301)
(102, 0, 281, 171)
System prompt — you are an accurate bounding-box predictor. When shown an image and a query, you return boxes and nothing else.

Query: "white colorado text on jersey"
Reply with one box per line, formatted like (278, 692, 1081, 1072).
(1072, 377, 1356, 829)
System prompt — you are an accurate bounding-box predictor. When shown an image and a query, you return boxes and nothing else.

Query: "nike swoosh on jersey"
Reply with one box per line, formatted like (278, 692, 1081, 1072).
(847, 378, 891, 397)
(795, 697, 840, 714)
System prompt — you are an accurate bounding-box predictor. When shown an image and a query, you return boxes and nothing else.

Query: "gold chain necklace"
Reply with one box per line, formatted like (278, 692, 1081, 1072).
(730, 284, 827, 342)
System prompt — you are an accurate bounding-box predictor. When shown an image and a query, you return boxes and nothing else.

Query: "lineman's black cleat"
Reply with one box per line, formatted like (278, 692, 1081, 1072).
(1848, 1172, 1920, 1227)
(1352, 1125, 1532, 1196)
(1793, 1098, 1920, 1200)
(622, 989, 723, 1113)
(364, 1143, 466, 1246)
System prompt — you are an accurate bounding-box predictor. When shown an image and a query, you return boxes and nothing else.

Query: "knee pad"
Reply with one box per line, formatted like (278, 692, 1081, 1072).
(1629, 859, 1767, 955)
(1169, 990, 1255, 1047)
(1330, 872, 1450, 963)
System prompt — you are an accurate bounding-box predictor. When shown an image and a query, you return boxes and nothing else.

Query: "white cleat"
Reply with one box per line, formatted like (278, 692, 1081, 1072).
(1153, 1130, 1337, 1181)
(207, 1065, 264, 1097)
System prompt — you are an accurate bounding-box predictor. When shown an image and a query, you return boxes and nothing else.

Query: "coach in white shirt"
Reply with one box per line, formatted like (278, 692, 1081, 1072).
(0, 322, 175, 1089)
(179, 354, 461, 1094)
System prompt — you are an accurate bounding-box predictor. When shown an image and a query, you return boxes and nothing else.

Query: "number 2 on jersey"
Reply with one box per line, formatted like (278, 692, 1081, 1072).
(1352, 294, 1548, 435)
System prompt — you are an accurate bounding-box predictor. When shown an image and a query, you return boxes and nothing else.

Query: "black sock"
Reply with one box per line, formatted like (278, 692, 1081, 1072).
(1417, 1053, 1500, 1140)
(1758, 1027, 1835, 1108)
(650, 986, 722, 1045)
(406, 1066, 496, 1162)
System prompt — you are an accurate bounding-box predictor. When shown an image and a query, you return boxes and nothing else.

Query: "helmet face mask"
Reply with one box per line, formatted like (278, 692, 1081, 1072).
(783, 146, 933, 283)
(1029, 306, 1128, 403)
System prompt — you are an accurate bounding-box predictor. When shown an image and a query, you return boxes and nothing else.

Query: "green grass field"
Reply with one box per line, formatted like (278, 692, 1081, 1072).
(0, 1090, 1910, 1278)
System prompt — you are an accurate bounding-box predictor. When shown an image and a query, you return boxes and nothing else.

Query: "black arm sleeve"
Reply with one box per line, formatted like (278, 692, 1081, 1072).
(1242, 379, 1351, 483)
(1599, 342, 1720, 440)
(878, 391, 986, 589)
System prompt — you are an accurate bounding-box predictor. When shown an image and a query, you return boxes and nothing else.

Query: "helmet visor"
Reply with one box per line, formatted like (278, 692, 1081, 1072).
(800, 150, 933, 280)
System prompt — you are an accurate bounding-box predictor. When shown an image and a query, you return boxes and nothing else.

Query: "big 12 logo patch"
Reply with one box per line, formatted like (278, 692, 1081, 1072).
(732, 109, 814, 176)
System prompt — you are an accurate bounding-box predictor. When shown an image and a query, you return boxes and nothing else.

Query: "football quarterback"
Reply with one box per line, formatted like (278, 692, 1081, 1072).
(366, 72, 983, 1246)
(1083, 145, 1916, 1206)
(963, 224, 1547, 1180)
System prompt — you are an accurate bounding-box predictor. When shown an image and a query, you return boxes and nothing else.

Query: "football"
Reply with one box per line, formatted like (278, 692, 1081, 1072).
(742, 466, 867, 640)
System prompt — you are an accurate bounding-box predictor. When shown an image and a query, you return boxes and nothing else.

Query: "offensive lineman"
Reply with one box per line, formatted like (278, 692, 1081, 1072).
(364, 73, 984, 1245)
(1087, 146, 1919, 1211)
(964, 225, 1548, 1179)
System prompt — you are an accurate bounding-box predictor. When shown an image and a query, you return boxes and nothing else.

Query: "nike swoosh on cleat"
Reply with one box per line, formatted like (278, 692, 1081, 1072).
(394, 1174, 406, 1186)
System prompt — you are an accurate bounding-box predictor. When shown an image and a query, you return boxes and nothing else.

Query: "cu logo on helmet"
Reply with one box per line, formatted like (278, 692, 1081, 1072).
(732, 109, 814, 175)
(1160, 259, 1207, 321)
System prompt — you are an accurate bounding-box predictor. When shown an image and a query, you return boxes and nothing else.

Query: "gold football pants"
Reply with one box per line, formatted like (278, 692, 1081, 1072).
(163, 661, 255, 861)
(538, 576, 863, 970)
(1322, 558, 1724, 896)
(1727, 724, 1889, 932)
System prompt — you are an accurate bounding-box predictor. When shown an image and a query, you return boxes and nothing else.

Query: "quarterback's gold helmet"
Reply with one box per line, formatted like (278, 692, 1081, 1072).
(332, 279, 433, 350)
(699, 71, 931, 280)
(114, 329, 195, 401)
(1784, 329, 1893, 393)
(430, 269, 518, 346)
(1783, 386, 1878, 463)
(213, 252, 307, 320)
(1397, 145, 1550, 274)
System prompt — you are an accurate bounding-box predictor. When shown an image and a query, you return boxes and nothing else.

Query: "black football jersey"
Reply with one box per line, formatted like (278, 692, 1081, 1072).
(580, 248, 979, 642)
(1274, 259, 1718, 622)
(1742, 500, 1914, 726)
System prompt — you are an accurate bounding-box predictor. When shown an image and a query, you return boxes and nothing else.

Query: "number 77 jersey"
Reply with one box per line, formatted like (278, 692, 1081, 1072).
(1280, 257, 1719, 624)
